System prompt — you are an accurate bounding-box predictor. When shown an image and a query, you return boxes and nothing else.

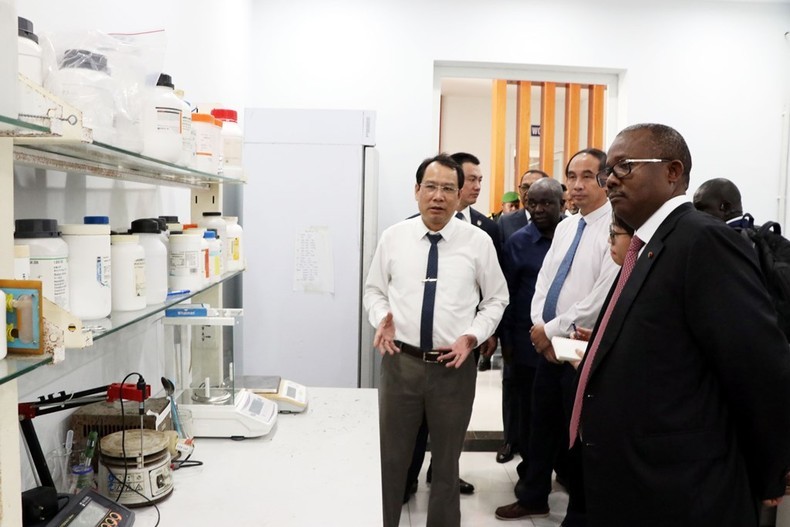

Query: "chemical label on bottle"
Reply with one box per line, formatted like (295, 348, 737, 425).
(170, 250, 200, 276)
(96, 255, 111, 287)
(30, 256, 69, 309)
(231, 238, 240, 262)
(202, 248, 209, 279)
(224, 136, 243, 166)
(134, 257, 146, 297)
(155, 106, 182, 133)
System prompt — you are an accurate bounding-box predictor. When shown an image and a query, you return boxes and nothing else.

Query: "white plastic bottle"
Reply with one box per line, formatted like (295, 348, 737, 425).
(141, 73, 182, 163)
(45, 49, 115, 145)
(203, 230, 222, 283)
(183, 226, 209, 287)
(211, 108, 243, 180)
(0, 0, 18, 118)
(223, 216, 244, 271)
(192, 113, 218, 174)
(198, 212, 228, 274)
(14, 219, 69, 310)
(17, 16, 42, 118)
(111, 234, 146, 312)
(129, 218, 168, 305)
(174, 89, 194, 167)
(61, 223, 112, 319)
(168, 233, 203, 293)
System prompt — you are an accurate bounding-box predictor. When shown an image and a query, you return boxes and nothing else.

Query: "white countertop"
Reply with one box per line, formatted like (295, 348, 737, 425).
(134, 387, 382, 526)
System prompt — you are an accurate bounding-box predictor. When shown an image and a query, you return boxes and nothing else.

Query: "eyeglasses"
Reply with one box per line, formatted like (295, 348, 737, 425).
(608, 228, 631, 242)
(596, 158, 672, 188)
(421, 182, 459, 195)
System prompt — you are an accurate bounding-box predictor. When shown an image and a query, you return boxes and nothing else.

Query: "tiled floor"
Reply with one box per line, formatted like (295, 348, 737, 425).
(397, 365, 569, 527)
(399, 452, 568, 527)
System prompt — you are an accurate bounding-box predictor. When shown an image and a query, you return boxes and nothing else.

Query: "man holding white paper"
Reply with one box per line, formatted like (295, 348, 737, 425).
(496, 148, 618, 525)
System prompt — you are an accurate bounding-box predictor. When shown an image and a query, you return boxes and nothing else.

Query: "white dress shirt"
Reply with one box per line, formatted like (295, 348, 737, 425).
(635, 195, 690, 254)
(364, 216, 509, 348)
(531, 201, 619, 339)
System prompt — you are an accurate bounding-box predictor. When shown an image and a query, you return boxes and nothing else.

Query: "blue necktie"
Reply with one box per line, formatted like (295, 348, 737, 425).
(542, 218, 586, 321)
(420, 233, 442, 349)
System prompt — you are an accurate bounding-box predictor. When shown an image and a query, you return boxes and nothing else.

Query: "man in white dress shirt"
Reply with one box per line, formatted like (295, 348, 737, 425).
(496, 148, 618, 525)
(364, 153, 508, 527)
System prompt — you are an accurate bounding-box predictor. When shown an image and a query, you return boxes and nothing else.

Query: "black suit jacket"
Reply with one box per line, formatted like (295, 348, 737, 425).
(578, 203, 790, 526)
(469, 207, 501, 261)
(498, 209, 529, 246)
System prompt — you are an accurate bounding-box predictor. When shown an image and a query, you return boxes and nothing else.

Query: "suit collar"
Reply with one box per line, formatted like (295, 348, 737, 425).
(586, 203, 694, 380)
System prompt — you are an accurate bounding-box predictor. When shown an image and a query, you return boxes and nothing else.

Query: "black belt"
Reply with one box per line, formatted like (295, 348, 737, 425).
(395, 341, 444, 363)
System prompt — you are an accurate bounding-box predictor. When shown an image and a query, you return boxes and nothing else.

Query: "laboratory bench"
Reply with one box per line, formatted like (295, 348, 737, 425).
(134, 387, 382, 526)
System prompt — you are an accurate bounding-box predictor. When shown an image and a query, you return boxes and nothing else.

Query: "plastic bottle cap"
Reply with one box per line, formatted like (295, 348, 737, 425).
(84, 216, 110, 225)
(182, 223, 198, 230)
(191, 113, 214, 124)
(157, 73, 175, 89)
(111, 234, 140, 244)
(18, 17, 38, 44)
(129, 218, 161, 234)
(204, 230, 217, 239)
(159, 215, 179, 223)
(61, 224, 111, 236)
(211, 109, 238, 123)
(14, 219, 60, 238)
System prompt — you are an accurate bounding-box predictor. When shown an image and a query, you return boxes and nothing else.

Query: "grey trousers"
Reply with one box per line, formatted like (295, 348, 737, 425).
(379, 351, 476, 527)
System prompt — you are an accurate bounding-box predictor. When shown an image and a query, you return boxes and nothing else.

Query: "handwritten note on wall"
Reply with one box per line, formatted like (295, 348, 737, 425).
(293, 227, 334, 294)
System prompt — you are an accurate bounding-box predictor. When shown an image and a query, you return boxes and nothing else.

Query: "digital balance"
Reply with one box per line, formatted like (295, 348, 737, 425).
(164, 308, 277, 439)
(243, 375, 309, 413)
(177, 386, 277, 438)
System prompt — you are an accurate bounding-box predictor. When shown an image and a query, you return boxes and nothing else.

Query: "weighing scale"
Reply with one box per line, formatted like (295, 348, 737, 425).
(243, 375, 309, 413)
(177, 387, 277, 438)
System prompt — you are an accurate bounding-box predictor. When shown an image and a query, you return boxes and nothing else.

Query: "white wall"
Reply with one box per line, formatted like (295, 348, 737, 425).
(247, 0, 790, 230)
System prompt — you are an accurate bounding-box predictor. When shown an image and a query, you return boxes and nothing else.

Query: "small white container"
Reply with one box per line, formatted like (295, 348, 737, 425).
(14, 244, 30, 279)
(183, 226, 209, 287)
(0, 0, 18, 118)
(111, 234, 146, 312)
(211, 108, 243, 180)
(198, 212, 228, 274)
(18, 16, 42, 119)
(142, 73, 182, 163)
(192, 113, 219, 174)
(61, 223, 112, 319)
(223, 216, 244, 271)
(174, 89, 194, 168)
(14, 219, 69, 310)
(168, 233, 203, 293)
(129, 219, 168, 305)
(203, 230, 222, 283)
(45, 49, 115, 145)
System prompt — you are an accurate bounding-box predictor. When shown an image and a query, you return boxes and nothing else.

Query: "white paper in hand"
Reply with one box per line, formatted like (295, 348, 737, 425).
(551, 336, 588, 362)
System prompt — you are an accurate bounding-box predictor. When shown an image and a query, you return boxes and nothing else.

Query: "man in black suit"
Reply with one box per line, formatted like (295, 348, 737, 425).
(499, 169, 550, 244)
(573, 123, 790, 526)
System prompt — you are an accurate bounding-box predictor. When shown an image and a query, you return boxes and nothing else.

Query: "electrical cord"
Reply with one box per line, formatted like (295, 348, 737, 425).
(114, 371, 160, 526)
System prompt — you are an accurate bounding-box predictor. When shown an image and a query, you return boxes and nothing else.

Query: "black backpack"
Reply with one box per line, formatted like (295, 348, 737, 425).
(739, 214, 790, 340)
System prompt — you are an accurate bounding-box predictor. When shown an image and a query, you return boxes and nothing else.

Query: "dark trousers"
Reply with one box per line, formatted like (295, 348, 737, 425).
(502, 362, 537, 456)
(405, 349, 481, 490)
(515, 356, 585, 523)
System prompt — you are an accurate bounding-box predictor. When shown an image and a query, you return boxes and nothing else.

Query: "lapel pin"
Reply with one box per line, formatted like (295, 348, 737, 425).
(648, 251, 654, 258)
(476, 220, 482, 226)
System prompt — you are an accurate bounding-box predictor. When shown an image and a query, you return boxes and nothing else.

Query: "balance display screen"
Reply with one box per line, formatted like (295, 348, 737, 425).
(287, 385, 297, 398)
(70, 500, 109, 527)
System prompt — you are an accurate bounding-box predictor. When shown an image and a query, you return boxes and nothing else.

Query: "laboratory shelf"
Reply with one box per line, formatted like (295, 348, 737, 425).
(2, 109, 245, 189)
(0, 271, 243, 387)
(86, 270, 244, 341)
